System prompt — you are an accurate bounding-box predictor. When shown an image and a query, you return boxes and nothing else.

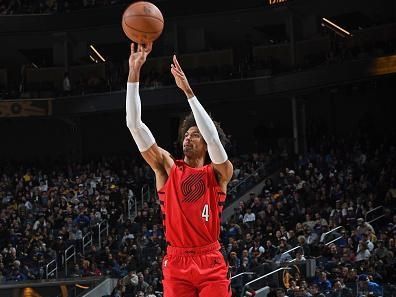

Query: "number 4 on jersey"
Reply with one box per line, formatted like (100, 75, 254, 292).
(201, 204, 210, 221)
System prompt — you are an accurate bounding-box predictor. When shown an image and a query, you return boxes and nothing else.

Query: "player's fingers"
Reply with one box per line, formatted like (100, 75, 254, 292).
(171, 64, 183, 75)
(131, 43, 135, 54)
(173, 55, 183, 71)
(145, 42, 153, 53)
(171, 67, 182, 78)
(137, 43, 142, 52)
(171, 62, 184, 77)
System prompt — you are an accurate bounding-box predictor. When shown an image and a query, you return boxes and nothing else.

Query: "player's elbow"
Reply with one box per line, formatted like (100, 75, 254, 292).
(126, 116, 139, 132)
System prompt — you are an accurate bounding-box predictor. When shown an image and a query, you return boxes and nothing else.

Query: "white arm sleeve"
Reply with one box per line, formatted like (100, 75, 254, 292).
(188, 96, 228, 164)
(126, 82, 156, 152)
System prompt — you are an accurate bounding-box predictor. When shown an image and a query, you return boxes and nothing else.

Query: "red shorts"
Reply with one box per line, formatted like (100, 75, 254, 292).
(162, 241, 231, 297)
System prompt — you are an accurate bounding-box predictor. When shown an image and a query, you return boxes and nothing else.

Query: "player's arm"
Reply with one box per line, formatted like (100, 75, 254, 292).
(126, 43, 174, 182)
(170, 55, 233, 186)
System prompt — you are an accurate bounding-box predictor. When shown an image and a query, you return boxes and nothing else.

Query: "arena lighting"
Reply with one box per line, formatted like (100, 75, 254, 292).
(89, 55, 98, 63)
(32, 63, 39, 69)
(321, 17, 353, 37)
(89, 45, 106, 62)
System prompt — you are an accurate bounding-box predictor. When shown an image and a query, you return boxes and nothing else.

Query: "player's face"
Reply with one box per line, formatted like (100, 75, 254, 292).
(183, 126, 207, 157)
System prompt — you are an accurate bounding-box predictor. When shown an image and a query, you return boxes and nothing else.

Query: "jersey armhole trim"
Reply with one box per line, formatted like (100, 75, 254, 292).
(209, 164, 226, 196)
(156, 162, 176, 193)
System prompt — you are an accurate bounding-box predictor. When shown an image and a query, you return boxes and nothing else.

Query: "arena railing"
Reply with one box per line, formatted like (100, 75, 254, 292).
(98, 220, 109, 249)
(321, 226, 343, 245)
(281, 245, 304, 263)
(231, 272, 256, 281)
(82, 231, 93, 255)
(141, 184, 151, 207)
(227, 163, 266, 205)
(45, 259, 58, 279)
(128, 193, 137, 219)
(324, 235, 344, 246)
(240, 267, 290, 297)
(365, 205, 385, 224)
(64, 245, 76, 277)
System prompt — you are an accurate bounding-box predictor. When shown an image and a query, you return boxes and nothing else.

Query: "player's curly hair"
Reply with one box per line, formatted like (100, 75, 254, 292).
(178, 112, 230, 147)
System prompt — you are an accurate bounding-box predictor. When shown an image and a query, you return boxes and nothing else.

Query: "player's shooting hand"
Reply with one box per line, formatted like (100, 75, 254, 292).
(171, 55, 194, 98)
(129, 42, 152, 71)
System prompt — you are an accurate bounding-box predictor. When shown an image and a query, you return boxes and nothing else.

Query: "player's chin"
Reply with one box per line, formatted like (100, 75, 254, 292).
(183, 147, 193, 156)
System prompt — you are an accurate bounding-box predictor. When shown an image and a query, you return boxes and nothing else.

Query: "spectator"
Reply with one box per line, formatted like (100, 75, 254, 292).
(276, 288, 289, 297)
(357, 274, 383, 297)
(243, 208, 256, 225)
(315, 271, 332, 293)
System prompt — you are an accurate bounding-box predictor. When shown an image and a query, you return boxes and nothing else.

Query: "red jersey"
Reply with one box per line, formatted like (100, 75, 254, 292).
(157, 160, 226, 248)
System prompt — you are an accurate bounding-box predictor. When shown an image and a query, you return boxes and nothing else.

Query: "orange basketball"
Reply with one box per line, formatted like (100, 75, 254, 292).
(122, 1, 164, 44)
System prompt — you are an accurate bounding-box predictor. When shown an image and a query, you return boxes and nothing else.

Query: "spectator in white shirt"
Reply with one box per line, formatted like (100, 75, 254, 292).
(243, 208, 256, 224)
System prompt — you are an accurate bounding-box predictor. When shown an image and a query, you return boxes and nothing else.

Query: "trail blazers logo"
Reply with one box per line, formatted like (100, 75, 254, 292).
(181, 173, 205, 202)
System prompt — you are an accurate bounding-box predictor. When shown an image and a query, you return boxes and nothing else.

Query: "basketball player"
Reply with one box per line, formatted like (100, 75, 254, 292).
(126, 42, 233, 297)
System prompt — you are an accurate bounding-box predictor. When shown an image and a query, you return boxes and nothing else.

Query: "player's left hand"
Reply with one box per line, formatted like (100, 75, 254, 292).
(171, 55, 193, 97)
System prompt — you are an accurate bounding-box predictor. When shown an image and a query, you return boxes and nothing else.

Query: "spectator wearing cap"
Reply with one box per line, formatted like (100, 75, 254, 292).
(357, 274, 382, 297)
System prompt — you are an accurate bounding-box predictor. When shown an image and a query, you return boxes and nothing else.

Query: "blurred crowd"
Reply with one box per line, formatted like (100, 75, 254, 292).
(0, 134, 395, 297)
(224, 137, 396, 297)
(0, 156, 152, 283)
(0, 151, 267, 296)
